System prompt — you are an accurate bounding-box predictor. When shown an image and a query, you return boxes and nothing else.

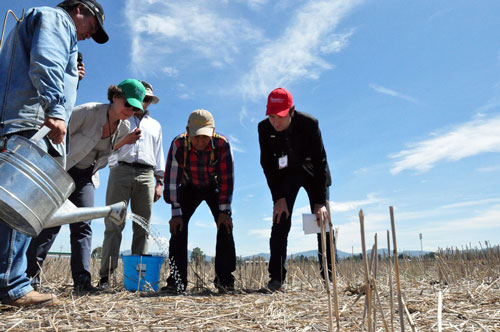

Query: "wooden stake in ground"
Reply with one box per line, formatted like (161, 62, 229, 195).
(326, 200, 341, 331)
(319, 212, 334, 332)
(437, 291, 442, 332)
(359, 209, 373, 332)
(387, 230, 395, 332)
(390, 206, 405, 332)
(372, 234, 378, 332)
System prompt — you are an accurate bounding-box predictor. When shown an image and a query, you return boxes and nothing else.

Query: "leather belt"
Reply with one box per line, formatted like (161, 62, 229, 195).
(118, 161, 153, 169)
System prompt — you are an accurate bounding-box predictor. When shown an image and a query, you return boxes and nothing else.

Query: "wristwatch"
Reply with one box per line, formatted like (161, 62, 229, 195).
(220, 210, 231, 216)
(156, 179, 164, 186)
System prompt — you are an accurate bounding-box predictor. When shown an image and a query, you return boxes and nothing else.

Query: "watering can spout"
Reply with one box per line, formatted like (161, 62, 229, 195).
(46, 200, 127, 229)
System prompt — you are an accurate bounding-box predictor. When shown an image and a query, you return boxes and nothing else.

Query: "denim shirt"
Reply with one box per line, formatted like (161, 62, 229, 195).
(0, 6, 78, 155)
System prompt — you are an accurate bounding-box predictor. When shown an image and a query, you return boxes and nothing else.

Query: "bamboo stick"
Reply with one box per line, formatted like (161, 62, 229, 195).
(373, 277, 390, 332)
(359, 209, 372, 332)
(401, 298, 418, 332)
(387, 230, 395, 332)
(137, 255, 143, 292)
(372, 234, 378, 332)
(320, 212, 334, 332)
(326, 200, 341, 331)
(390, 206, 405, 332)
(362, 242, 377, 329)
(437, 291, 442, 332)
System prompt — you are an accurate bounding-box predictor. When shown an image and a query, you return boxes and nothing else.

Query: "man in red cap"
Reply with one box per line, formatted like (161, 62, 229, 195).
(258, 87, 333, 291)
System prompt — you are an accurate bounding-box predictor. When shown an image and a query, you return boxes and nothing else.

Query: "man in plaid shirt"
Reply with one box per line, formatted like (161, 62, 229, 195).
(162, 109, 236, 293)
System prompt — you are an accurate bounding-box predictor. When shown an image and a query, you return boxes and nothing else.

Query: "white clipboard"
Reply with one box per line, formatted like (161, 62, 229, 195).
(302, 213, 330, 235)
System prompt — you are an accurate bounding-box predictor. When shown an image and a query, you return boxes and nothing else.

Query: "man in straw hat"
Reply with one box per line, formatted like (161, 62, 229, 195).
(98, 81, 165, 288)
(0, 0, 108, 306)
(258, 87, 334, 292)
(162, 109, 236, 294)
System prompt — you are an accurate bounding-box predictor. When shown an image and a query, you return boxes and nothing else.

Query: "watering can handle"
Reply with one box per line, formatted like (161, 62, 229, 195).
(30, 126, 51, 143)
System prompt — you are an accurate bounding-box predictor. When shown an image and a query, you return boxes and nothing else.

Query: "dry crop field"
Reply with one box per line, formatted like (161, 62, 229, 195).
(0, 247, 499, 332)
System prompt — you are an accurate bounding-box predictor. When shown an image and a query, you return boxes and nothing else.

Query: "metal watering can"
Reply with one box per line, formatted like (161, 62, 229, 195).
(0, 131, 126, 237)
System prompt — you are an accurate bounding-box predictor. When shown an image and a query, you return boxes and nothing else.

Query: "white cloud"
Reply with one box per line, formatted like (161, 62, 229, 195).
(477, 165, 500, 172)
(419, 206, 500, 233)
(194, 221, 216, 228)
(240, 0, 362, 100)
(331, 193, 383, 212)
(125, 0, 264, 75)
(441, 198, 500, 209)
(294, 193, 383, 213)
(369, 83, 418, 103)
(390, 115, 500, 174)
(292, 194, 382, 216)
(321, 30, 354, 54)
(150, 214, 169, 226)
(228, 134, 246, 153)
(248, 228, 270, 238)
(162, 67, 179, 77)
(238, 0, 269, 10)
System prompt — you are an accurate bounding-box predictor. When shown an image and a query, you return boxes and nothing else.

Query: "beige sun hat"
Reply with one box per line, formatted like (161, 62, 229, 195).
(141, 81, 160, 104)
(187, 109, 215, 136)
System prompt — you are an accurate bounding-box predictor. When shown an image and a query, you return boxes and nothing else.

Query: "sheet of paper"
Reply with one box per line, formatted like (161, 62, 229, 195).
(302, 213, 330, 235)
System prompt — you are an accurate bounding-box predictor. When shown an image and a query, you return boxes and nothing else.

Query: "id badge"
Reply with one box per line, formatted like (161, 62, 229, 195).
(278, 155, 288, 169)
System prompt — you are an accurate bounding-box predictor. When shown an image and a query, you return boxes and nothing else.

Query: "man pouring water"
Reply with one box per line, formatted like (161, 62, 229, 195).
(0, 0, 108, 307)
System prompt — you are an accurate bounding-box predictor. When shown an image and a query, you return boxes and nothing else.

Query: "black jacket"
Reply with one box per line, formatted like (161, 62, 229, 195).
(258, 110, 332, 204)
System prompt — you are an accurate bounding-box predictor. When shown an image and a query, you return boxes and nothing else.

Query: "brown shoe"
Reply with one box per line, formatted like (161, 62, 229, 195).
(7, 291, 59, 307)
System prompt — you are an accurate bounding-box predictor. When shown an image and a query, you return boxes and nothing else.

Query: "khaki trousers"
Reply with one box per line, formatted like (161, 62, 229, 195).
(99, 164, 155, 278)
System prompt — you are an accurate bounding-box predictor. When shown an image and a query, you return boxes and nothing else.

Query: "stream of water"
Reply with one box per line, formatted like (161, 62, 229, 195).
(126, 212, 169, 255)
(126, 212, 185, 292)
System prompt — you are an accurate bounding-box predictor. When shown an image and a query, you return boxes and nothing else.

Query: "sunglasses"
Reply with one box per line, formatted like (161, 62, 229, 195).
(124, 101, 141, 112)
(143, 96, 153, 104)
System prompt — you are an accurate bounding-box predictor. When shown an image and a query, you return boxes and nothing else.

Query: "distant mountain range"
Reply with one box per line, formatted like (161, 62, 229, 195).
(244, 249, 430, 261)
(122, 248, 431, 262)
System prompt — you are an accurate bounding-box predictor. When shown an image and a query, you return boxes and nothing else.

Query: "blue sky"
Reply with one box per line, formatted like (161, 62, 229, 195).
(3, 0, 500, 256)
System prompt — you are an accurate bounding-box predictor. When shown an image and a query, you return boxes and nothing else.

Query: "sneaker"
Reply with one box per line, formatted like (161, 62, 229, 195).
(216, 284, 235, 294)
(6, 291, 59, 307)
(74, 281, 98, 293)
(160, 284, 184, 294)
(267, 279, 282, 292)
(98, 277, 109, 290)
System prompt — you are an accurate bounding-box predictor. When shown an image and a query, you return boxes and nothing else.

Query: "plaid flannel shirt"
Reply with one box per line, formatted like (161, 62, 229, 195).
(164, 132, 234, 217)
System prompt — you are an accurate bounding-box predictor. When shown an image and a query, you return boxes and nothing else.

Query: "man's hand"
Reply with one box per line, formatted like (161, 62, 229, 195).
(114, 128, 141, 151)
(169, 216, 183, 235)
(77, 62, 85, 81)
(313, 204, 329, 227)
(44, 117, 66, 145)
(217, 213, 233, 233)
(154, 182, 162, 202)
(273, 198, 289, 224)
(123, 128, 142, 145)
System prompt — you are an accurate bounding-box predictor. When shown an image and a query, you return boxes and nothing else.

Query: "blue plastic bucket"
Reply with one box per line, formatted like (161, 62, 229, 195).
(122, 255, 164, 291)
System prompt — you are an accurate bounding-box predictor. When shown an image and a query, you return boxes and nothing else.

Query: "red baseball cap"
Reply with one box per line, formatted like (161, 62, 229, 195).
(266, 88, 293, 117)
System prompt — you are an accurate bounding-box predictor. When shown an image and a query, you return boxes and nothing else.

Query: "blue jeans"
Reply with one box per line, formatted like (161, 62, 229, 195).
(0, 130, 52, 302)
(26, 166, 94, 286)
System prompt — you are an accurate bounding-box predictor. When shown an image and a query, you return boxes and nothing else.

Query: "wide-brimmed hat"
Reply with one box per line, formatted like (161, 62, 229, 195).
(266, 87, 293, 117)
(57, 0, 109, 44)
(187, 109, 215, 136)
(118, 79, 146, 111)
(141, 81, 160, 104)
